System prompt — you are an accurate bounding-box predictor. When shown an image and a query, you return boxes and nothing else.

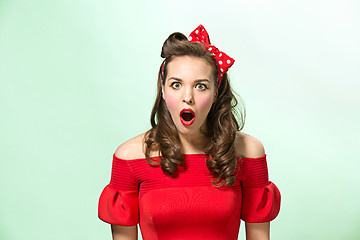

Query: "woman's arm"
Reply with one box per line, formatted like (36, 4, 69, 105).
(245, 222, 270, 240)
(111, 225, 138, 240)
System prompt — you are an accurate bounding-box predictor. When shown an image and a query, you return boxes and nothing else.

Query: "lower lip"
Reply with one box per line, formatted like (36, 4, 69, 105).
(180, 116, 195, 126)
(180, 109, 195, 126)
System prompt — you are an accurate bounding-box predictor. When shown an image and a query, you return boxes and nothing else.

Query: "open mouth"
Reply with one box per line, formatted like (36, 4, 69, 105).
(180, 108, 195, 126)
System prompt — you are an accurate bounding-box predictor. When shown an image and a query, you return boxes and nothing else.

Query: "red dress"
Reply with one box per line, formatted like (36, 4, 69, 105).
(98, 154, 281, 240)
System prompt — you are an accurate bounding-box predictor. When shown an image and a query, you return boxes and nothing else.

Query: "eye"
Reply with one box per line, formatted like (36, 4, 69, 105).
(195, 83, 208, 90)
(170, 82, 182, 89)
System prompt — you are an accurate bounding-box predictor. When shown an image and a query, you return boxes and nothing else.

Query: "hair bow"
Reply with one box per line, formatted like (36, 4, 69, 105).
(188, 24, 235, 88)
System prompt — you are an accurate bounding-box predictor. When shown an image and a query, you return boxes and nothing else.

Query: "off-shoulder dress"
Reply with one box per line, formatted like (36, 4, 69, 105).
(98, 153, 281, 240)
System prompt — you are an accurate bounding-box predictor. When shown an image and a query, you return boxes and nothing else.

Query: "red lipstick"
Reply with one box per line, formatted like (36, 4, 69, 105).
(180, 108, 195, 126)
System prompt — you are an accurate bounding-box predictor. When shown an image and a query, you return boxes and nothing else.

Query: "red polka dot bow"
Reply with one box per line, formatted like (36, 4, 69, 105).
(188, 24, 235, 88)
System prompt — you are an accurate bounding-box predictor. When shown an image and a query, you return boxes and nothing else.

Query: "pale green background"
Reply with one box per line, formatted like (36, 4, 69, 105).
(1, 0, 359, 239)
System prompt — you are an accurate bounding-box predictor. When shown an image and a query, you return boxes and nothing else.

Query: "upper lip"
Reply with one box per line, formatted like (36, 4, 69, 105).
(180, 108, 195, 117)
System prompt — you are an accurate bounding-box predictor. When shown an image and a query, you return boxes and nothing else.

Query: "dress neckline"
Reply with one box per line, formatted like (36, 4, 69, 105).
(113, 153, 266, 161)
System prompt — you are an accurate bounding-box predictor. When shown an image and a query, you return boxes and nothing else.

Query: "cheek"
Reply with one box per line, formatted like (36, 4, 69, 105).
(164, 92, 178, 111)
(197, 95, 214, 111)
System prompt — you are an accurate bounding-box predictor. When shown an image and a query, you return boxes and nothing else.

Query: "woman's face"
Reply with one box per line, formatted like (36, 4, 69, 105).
(162, 56, 217, 136)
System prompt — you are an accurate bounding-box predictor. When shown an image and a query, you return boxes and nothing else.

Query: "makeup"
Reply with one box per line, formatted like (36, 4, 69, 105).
(180, 108, 195, 126)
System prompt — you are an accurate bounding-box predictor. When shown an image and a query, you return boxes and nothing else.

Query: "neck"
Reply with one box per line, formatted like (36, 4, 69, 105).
(178, 129, 210, 154)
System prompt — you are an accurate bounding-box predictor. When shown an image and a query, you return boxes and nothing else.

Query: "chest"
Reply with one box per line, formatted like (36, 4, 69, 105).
(138, 186, 242, 239)
(130, 156, 243, 239)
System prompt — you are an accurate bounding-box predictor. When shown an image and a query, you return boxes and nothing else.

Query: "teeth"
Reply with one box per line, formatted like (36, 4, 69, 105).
(182, 111, 194, 117)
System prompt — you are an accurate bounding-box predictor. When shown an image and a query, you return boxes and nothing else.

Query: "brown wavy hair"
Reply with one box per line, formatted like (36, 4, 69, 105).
(144, 31, 245, 186)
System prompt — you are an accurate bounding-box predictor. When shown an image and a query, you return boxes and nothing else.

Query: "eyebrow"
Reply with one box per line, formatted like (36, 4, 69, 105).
(168, 77, 211, 83)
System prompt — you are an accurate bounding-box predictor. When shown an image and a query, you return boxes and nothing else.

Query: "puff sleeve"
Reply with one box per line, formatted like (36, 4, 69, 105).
(98, 154, 139, 226)
(239, 154, 281, 223)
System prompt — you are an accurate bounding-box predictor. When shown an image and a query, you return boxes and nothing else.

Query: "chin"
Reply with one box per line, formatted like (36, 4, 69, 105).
(176, 123, 202, 136)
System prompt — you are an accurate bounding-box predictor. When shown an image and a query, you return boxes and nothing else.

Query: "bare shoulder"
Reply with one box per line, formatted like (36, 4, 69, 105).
(235, 131, 266, 158)
(114, 132, 147, 160)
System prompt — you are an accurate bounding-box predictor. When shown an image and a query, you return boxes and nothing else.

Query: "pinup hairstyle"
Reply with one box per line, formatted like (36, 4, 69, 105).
(145, 32, 245, 186)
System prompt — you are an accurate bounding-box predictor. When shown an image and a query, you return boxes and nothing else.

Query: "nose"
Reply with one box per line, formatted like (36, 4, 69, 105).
(182, 87, 194, 105)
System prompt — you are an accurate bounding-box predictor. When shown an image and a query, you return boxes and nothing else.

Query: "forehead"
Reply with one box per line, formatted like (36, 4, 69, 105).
(166, 56, 215, 82)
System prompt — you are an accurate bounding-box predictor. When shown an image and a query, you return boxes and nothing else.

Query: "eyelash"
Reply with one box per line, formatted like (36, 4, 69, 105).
(170, 82, 182, 88)
(170, 82, 209, 90)
(196, 83, 208, 90)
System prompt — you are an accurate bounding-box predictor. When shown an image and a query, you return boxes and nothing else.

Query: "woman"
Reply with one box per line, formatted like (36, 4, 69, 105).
(98, 25, 281, 240)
